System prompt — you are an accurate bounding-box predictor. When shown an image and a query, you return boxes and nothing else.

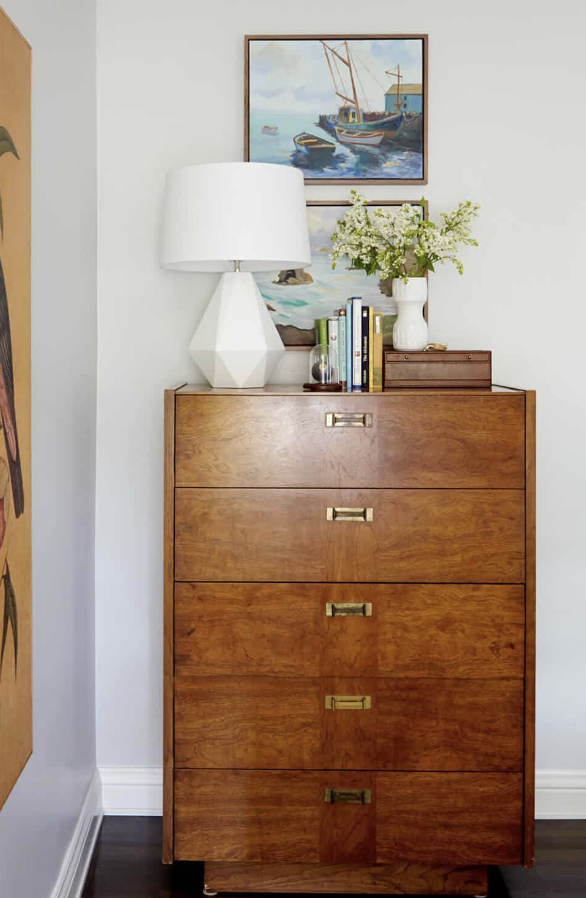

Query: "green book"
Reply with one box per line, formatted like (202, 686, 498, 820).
(315, 317, 328, 346)
(338, 309, 347, 388)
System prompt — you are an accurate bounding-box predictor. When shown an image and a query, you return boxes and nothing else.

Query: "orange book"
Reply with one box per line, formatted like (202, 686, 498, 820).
(373, 311, 383, 391)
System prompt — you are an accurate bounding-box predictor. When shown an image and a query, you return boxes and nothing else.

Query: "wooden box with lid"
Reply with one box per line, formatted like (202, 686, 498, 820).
(164, 383, 535, 896)
(384, 350, 492, 388)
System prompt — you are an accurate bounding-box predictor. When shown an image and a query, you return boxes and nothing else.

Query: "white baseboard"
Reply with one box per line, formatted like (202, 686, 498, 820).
(50, 769, 103, 898)
(100, 766, 163, 815)
(535, 769, 586, 819)
(100, 766, 586, 820)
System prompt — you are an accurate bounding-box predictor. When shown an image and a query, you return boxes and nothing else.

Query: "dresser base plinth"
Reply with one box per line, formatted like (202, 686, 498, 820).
(204, 862, 488, 895)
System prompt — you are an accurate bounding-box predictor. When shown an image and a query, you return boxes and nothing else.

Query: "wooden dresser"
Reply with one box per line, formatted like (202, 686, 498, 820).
(164, 384, 535, 897)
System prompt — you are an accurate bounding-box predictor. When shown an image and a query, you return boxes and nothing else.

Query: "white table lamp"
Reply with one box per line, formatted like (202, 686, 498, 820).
(161, 162, 311, 388)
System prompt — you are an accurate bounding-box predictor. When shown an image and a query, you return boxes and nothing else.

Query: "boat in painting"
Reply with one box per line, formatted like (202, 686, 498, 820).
(392, 112, 423, 149)
(320, 105, 403, 143)
(335, 126, 385, 147)
(293, 132, 336, 155)
(262, 125, 279, 135)
(317, 40, 421, 148)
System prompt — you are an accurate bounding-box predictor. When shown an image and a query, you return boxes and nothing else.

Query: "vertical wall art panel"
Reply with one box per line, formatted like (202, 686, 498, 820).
(0, 5, 31, 812)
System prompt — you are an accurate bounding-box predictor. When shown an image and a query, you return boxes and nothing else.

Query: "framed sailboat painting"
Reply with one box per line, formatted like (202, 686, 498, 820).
(245, 34, 428, 184)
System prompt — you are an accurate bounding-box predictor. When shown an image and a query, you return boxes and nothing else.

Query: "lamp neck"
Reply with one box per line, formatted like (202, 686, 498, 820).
(233, 260, 241, 273)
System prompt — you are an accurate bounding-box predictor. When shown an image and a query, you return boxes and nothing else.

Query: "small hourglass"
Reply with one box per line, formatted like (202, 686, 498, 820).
(303, 343, 342, 391)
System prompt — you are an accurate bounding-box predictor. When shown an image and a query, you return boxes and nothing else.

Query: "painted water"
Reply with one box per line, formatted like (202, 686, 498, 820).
(255, 251, 398, 343)
(255, 202, 403, 343)
(250, 110, 422, 181)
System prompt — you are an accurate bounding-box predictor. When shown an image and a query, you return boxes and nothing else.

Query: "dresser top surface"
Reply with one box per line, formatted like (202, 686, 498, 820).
(172, 383, 528, 396)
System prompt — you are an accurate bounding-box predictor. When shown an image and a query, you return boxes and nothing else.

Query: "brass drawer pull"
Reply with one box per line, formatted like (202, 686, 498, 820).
(326, 507, 373, 522)
(325, 787, 372, 805)
(325, 412, 373, 428)
(325, 694, 371, 711)
(326, 602, 372, 617)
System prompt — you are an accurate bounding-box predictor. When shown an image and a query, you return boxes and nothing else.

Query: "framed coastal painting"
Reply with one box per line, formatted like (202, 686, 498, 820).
(245, 34, 427, 184)
(255, 200, 425, 347)
(0, 6, 32, 812)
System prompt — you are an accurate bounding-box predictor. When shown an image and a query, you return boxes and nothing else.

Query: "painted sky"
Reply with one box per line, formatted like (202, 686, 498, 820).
(307, 205, 342, 254)
(249, 38, 423, 114)
(306, 204, 421, 254)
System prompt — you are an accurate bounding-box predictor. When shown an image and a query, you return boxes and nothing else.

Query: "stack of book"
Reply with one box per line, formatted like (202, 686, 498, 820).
(315, 298, 384, 392)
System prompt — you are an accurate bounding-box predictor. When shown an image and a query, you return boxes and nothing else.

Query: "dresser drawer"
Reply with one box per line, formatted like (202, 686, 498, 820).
(174, 489, 525, 583)
(175, 583, 525, 678)
(175, 676, 524, 771)
(174, 770, 523, 864)
(204, 862, 489, 896)
(175, 394, 525, 489)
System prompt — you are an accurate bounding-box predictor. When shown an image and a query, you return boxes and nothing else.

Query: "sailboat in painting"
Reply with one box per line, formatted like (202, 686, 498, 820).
(293, 132, 337, 155)
(316, 41, 422, 150)
(335, 127, 385, 148)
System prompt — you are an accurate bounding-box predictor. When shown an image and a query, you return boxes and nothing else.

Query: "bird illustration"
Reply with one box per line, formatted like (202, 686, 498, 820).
(0, 125, 23, 678)
(0, 127, 23, 523)
(0, 259, 24, 521)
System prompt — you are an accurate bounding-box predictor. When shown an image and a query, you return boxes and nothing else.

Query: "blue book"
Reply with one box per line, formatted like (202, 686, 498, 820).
(346, 301, 353, 392)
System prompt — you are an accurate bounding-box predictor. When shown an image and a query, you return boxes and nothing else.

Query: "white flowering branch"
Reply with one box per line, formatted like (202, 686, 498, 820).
(330, 191, 480, 282)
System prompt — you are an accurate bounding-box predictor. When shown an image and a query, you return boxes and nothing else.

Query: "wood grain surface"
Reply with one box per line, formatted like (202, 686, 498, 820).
(204, 862, 488, 895)
(175, 675, 524, 771)
(162, 389, 177, 863)
(376, 772, 524, 865)
(175, 676, 320, 769)
(175, 582, 525, 679)
(175, 770, 321, 863)
(175, 488, 525, 583)
(524, 391, 537, 867)
(175, 384, 521, 395)
(175, 393, 525, 489)
(383, 350, 492, 389)
(168, 388, 533, 881)
(174, 770, 522, 865)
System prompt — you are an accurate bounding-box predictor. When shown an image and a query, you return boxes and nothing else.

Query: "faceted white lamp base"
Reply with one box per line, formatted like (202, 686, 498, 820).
(189, 271, 285, 388)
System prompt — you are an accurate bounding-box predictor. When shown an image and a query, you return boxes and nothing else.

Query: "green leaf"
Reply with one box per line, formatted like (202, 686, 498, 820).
(0, 594, 8, 672)
(0, 127, 19, 161)
(1, 563, 17, 675)
(0, 127, 19, 239)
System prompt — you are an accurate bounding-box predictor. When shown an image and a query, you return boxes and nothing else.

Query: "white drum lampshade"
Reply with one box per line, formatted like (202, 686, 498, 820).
(161, 162, 311, 388)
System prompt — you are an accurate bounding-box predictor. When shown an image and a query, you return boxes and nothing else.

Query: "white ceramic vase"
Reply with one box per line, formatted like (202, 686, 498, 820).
(392, 277, 428, 351)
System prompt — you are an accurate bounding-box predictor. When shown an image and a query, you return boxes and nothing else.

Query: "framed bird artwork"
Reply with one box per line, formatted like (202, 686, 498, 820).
(0, 6, 31, 813)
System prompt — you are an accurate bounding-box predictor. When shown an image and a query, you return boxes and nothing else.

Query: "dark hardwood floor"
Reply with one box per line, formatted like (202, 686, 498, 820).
(81, 818, 586, 898)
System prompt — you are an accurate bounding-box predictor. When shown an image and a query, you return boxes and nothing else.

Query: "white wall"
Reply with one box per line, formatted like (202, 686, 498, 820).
(96, 0, 586, 783)
(0, 0, 97, 895)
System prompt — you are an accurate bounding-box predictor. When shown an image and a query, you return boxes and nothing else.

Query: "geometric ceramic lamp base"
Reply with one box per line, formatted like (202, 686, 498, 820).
(189, 271, 285, 388)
